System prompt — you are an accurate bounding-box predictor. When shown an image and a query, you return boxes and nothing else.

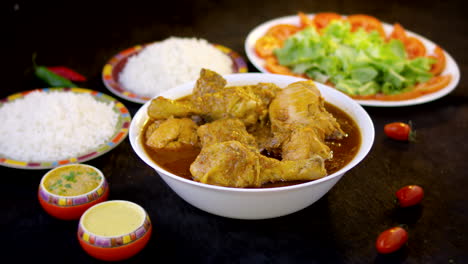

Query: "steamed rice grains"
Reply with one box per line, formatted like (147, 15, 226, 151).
(119, 37, 233, 98)
(0, 91, 119, 162)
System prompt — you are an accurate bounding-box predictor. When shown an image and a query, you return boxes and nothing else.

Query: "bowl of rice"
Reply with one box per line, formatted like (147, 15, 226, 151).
(0, 88, 131, 169)
(102, 37, 248, 104)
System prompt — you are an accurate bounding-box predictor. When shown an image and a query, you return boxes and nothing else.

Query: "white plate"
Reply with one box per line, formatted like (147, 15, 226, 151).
(245, 14, 460, 107)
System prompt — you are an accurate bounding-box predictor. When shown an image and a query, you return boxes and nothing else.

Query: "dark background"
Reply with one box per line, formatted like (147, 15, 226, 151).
(4, 0, 468, 263)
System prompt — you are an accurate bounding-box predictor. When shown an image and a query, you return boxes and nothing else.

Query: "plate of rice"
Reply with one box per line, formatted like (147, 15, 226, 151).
(0, 88, 131, 169)
(102, 37, 248, 104)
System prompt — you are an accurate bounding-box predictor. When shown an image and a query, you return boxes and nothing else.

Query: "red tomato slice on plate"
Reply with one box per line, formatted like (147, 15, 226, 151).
(266, 24, 301, 42)
(255, 35, 282, 58)
(347, 14, 386, 38)
(313, 12, 342, 31)
(388, 23, 407, 43)
(298, 12, 314, 29)
(405, 36, 426, 59)
(429, 46, 446, 75)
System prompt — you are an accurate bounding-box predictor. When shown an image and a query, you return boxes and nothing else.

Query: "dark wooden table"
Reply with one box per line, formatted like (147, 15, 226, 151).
(5, 0, 467, 263)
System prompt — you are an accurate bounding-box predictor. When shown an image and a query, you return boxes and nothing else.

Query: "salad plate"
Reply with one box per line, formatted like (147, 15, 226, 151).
(245, 14, 460, 107)
(103, 42, 248, 104)
(0, 88, 131, 169)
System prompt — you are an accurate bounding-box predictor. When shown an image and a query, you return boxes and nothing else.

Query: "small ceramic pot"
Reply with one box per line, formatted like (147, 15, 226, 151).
(77, 200, 152, 261)
(38, 164, 109, 220)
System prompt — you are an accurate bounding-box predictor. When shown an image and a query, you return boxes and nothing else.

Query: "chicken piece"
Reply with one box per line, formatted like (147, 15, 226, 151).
(146, 117, 199, 150)
(195, 86, 265, 128)
(222, 83, 281, 111)
(190, 70, 280, 128)
(197, 118, 257, 149)
(248, 83, 282, 106)
(269, 81, 345, 160)
(144, 119, 165, 140)
(249, 121, 278, 152)
(147, 96, 198, 120)
(282, 127, 332, 160)
(148, 70, 282, 128)
(190, 141, 326, 188)
(270, 81, 344, 138)
(192, 68, 226, 100)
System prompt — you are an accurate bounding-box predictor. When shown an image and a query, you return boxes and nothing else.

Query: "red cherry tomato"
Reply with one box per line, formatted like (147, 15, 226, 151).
(384, 122, 413, 141)
(376, 227, 408, 254)
(396, 185, 424, 207)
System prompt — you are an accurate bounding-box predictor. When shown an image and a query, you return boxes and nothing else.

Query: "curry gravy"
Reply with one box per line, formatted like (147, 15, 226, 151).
(142, 102, 361, 188)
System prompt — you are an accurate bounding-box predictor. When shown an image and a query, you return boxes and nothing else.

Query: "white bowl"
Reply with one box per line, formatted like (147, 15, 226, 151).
(129, 73, 374, 220)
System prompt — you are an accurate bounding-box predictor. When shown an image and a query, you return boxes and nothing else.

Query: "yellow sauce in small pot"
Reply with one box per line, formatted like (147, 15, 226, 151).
(44, 165, 102, 196)
(82, 201, 144, 237)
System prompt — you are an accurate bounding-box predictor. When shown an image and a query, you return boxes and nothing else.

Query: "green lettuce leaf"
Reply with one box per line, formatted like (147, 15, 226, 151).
(273, 20, 434, 95)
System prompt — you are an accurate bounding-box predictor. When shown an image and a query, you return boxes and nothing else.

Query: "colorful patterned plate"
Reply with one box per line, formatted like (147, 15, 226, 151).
(102, 42, 248, 104)
(0, 88, 131, 169)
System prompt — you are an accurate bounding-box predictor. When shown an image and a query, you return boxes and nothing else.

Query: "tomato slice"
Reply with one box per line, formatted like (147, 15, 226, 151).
(313, 12, 342, 31)
(428, 46, 446, 75)
(388, 23, 407, 43)
(414, 74, 451, 94)
(266, 24, 301, 42)
(298, 12, 314, 29)
(388, 24, 427, 59)
(347, 14, 386, 38)
(404, 36, 426, 59)
(350, 94, 376, 100)
(265, 57, 298, 76)
(373, 75, 452, 101)
(254, 35, 282, 58)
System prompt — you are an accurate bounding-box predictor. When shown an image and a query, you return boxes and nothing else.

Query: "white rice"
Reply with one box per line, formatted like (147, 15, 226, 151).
(119, 37, 233, 98)
(0, 91, 119, 162)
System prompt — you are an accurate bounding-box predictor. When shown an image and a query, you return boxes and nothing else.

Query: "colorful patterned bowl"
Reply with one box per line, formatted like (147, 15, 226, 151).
(77, 200, 152, 261)
(38, 164, 109, 220)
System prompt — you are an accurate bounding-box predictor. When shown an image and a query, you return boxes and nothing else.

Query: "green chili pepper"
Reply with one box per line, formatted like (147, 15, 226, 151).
(33, 53, 77, 87)
(35, 66, 78, 87)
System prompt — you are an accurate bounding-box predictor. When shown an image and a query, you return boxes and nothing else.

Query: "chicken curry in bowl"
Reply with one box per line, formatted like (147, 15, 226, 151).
(141, 69, 361, 188)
